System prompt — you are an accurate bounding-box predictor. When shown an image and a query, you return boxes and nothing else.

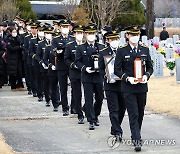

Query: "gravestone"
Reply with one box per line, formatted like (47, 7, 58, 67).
(159, 41, 166, 48)
(154, 54, 164, 78)
(166, 38, 173, 45)
(120, 31, 126, 38)
(176, 58, 180, 83)
(173, 35, 179, 44)
(149, 46, 157, 59)
(142, 36, 148, 44)
(166, 48, 174, 60)
(153, 36, 159, 43)
(120, 37, 126, 46)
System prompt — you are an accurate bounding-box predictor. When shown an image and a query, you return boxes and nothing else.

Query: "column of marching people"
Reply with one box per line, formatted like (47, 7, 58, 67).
(0, 17, 153, 152)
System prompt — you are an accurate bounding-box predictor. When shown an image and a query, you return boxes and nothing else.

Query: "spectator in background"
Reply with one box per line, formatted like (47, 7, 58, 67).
(5, 26, 24, 91)
(160, 26, 169, 40)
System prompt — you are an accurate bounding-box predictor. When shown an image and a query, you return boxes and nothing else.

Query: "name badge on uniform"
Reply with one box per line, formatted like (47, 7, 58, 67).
(59, 43, 63, 45)
(72, 50, 76, 53)
(35, 44, 38, 46)
(125, 55, 130, 58)
(83, 51, 87, 54)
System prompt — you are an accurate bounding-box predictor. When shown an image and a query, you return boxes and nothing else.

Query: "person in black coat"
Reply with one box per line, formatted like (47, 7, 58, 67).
(0, 37, 6, 88)
(5, 26, 24, 90)
(160, 27, 169, 41)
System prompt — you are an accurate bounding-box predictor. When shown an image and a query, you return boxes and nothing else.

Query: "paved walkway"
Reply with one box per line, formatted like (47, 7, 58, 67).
(0, 86, 179, 154)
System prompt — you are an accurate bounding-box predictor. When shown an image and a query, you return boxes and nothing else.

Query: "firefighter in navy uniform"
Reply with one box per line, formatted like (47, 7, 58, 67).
(24, 21, 34, 95)
(75, 24, 105, 130)
(35, 27, 52, 107)
(64, 25, 85, 124)
(99, 30, 126, 141)
(43, 28, 60, 112)
(29, 23, 44, 101)
(52, 19, 75, 116)
(114, 26, 153, 151)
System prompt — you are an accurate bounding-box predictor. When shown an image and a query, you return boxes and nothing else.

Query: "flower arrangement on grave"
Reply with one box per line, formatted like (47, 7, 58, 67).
(174, 48, 180, 58)
(166, 58, 176, 75)
(158, 47, 166, 57)
(154, 42, 159, 49)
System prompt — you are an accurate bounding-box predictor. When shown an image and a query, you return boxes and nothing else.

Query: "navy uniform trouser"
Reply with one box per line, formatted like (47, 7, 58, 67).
(34, 66, 43, 98)
(42, 72, 50, 102)
(70, 78, 83, 119)
(123, 92, 147, 141)
(82, 82, 104, 123)
(49, 75, 60, 108)
(24, 60, 31, 91)
(28, 64, 36, 94)
(57, 70, 69, 112)
(105, 90, 126, 136)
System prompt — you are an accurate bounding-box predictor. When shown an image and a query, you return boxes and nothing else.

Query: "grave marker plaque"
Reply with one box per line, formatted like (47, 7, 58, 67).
(154, 54, 164, 78)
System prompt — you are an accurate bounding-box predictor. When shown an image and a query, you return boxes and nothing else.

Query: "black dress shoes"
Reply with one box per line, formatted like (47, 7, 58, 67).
(33, 93, 37, 97)
(28, 90, 32, 95)
(46, 101, 50, 107)
(38, 97, 43, 102)
(89, 122, 95, 130)
(134, 140, 142, 152)
(78, 118, 84, 124)
(53, 108, 58, 112)
(63, 110, 69, 116)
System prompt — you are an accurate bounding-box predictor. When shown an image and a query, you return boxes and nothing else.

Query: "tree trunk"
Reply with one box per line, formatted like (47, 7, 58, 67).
(146, 0, 154, 39)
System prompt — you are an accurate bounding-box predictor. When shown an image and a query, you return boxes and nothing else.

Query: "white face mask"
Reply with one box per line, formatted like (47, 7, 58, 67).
(46, 34, 52, 40)
(61, 28, 69, 34)
(76, 34, 83, 41)
(12, 32, 17, 37)
(87, 34, 96, 42)
(19, 30, 24, 35)
(38, 31, 44, 37)
(101, 30, 107, 35)
(27, 26, 31, 31)
(129, 35, 140, 44)
(110, 40, 119, 49)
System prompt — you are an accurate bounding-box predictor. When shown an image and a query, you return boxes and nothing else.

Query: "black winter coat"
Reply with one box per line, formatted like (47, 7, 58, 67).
(5, 35, 23, 75)
(0, 38, 6, 75)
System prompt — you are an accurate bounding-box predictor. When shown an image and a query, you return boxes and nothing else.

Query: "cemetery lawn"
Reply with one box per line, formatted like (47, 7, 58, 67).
(0, 134, 14, 154)
(147, 67, 180, 118)
(155, 28, 180, 37)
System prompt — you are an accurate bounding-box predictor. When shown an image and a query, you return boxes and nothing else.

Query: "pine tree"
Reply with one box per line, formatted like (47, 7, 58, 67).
(16, 0, 37, 20)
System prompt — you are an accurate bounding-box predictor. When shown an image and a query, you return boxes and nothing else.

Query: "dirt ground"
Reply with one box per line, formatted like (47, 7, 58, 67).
(155, 28, 180, 37)
(147, 67, 180, 118)
(0, 134, 14, 154)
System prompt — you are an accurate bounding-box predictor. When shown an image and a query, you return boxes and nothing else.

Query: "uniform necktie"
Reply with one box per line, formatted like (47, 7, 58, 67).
(132, 47, 137, 57)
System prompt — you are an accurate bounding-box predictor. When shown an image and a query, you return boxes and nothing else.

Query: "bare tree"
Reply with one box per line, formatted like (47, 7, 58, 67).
(146, 0, 154, 39)
(81, 0, 128, 29)
(61, 0, 80, 20)
(0, 0, 18, 21)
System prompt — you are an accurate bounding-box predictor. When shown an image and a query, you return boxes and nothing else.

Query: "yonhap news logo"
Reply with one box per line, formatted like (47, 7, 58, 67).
(107, 136, 176, 149)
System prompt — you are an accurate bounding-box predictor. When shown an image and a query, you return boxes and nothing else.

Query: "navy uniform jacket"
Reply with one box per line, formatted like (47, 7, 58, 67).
(64, 41, 81, 79)
(114, 43, 153, 93)
(99, 46, 121, 91)
(24, 33, 32, 65)
(43, 43, 57, 77)
(36, 39, 50, 73)
(19, 32, 26, 61)
(29, 36, 42, 66)
(52, 35, 75, 71)
(75, 42, 105, 83)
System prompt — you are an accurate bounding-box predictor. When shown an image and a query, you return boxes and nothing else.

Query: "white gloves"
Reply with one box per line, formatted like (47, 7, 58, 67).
(86, 67, 95, 73)
(140, 75, 147, 84)
(51, 65, 56, 70)
(74, 64, 78, 69)
(127, 77, 138, 85)
(42, 63, 48, 69)
(56, 50, 63, 54)
(107, 79, 116, 83)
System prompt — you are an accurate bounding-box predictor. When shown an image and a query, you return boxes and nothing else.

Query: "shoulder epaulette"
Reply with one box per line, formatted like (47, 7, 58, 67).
(139, 42, 148, 48)
(25, 34, 30, 38)
(39, 40, 44, 43)
(119, 44, 128, 49)
(31, 37, 37, 40)
(67, 41, 74, 45)
(97, 42, 105, 46)
(53, 35, 60, 39)
(100, 47, 108, 52)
